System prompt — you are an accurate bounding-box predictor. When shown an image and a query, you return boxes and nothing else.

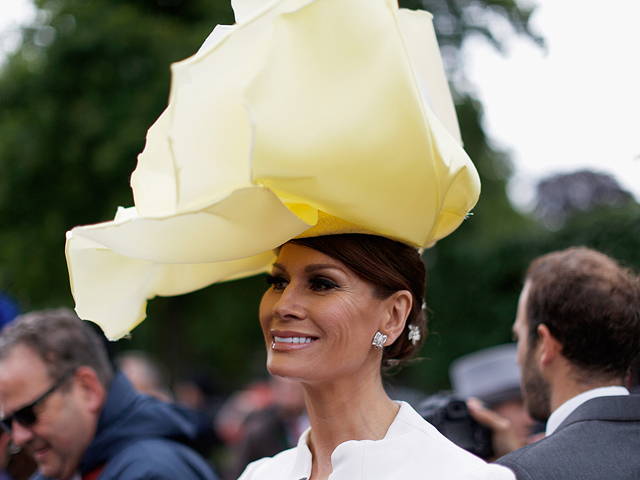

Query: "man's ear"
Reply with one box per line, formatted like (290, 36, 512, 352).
(380, 290, 412, 344)
(74, 366, 106, 414)
(537, 323, 562, 369)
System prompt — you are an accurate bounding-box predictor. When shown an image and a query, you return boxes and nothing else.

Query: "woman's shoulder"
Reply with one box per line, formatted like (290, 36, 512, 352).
(390, 401, 450, 439)
(387, 402, 489, 461)
(380, 402, 515, 478)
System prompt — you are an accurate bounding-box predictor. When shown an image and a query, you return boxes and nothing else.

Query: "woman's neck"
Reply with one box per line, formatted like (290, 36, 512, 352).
(302, 373, 400, 480)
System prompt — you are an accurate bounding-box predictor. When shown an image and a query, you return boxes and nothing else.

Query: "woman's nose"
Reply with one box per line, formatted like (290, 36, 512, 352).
(272, 285, 306, 321)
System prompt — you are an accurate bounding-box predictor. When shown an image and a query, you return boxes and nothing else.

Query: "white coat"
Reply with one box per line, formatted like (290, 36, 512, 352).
(238, 402, 515, 480)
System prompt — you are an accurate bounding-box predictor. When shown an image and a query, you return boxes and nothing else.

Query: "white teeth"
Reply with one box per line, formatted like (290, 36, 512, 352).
(274, 336, 314, 344)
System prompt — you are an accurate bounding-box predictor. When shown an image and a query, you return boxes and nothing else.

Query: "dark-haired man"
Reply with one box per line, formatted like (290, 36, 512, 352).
(0, 308, 219, 480)
(494, 246, 640, 479)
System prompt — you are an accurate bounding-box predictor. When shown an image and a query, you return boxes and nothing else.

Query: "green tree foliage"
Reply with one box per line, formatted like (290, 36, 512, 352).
(0, 0, 233, 308)
(413, 0, 543, 51)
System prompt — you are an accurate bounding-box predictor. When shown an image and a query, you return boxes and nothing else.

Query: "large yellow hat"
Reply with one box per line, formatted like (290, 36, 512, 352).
(65, 0, 480, 339)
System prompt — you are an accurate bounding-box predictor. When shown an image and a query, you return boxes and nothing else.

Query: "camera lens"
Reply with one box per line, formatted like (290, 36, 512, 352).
(445, 400, 468, 419)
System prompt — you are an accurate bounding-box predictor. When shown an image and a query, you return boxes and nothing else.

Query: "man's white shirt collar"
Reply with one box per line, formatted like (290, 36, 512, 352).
(545, 385, 630, 436)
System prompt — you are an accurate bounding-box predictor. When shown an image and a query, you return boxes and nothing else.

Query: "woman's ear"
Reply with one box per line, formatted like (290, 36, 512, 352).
(380, 290, 412, 344)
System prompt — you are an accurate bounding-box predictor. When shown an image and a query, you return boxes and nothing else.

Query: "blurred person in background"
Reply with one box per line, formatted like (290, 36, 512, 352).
(0, 308, 219, 480)
(226, 375, 307, 480)
(0, 294, 19, 335)
(173, 372, 226, 461)
(117, 351, 223, 461)
(214, 380, 274, 448)
(115, 349, 173, 401)
(493, 247, 640, 479)
(450, 343, 541, 459)
(175, 372, 225, 416)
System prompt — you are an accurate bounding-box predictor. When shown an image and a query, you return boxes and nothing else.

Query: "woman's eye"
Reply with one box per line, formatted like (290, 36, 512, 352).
(309, 277, 338, 292)
(266, 274, 288, 291)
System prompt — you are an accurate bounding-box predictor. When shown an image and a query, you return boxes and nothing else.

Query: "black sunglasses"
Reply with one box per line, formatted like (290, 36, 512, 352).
(0, 370, 74, 433)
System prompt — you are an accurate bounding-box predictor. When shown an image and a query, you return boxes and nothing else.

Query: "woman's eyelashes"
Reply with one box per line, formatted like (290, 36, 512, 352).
(266, 274, 339, 292)
(308, 276, 339, 292)
(266, 274, 288, 291)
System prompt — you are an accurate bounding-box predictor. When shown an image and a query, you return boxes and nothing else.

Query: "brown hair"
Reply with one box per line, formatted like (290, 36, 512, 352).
(525, 246, 640, 380)
(289, 234, 426, 368)
(0, 308, 114, 388)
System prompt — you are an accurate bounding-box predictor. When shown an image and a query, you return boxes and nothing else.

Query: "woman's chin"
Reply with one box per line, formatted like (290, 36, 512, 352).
(266, 357, 312, 383)
(266, 359, 297, 379)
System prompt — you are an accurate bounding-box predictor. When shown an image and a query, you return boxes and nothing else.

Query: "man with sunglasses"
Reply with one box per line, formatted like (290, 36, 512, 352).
(0, 309, 219, 480)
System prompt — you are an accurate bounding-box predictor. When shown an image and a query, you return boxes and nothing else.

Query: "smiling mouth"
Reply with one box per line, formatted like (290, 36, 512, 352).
(273, 336, 316, 344)
(31, 445, 51, 462)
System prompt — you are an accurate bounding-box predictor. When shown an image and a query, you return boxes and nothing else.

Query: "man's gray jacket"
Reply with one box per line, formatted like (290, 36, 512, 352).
(494, 395, 640, 480)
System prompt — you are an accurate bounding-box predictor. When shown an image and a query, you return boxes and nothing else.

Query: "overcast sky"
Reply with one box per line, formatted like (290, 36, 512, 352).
(462, 0, 640, 209)
(3, 0, 640, 211)
(0, 0, 36, 56)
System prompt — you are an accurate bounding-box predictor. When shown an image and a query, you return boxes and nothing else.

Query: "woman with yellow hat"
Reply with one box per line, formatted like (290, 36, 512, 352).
(65, 0, 516, 478)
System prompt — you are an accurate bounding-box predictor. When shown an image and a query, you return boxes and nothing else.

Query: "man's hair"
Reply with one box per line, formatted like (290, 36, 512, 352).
(0, 308, 114, 387)
(525, 246, 640, 380)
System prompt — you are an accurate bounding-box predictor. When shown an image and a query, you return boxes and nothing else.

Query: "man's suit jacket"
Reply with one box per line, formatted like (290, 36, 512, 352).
(494, 395, 640, 479)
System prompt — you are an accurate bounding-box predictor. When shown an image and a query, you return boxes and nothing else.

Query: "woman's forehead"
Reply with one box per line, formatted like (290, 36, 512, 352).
(274, 243, 346, 272)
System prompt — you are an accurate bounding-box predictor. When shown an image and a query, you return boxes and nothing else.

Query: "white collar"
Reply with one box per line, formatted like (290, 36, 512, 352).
(289, 401, 414, 478)
(545, 385, 630, 436)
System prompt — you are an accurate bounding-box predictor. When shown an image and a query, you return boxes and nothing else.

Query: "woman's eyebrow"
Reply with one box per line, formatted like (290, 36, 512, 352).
(271, 262, 345, 274)
(305, 263, 345, 274)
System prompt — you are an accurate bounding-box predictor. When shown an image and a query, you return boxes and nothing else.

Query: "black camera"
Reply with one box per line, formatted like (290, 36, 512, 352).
(418, 392, 494, 460)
